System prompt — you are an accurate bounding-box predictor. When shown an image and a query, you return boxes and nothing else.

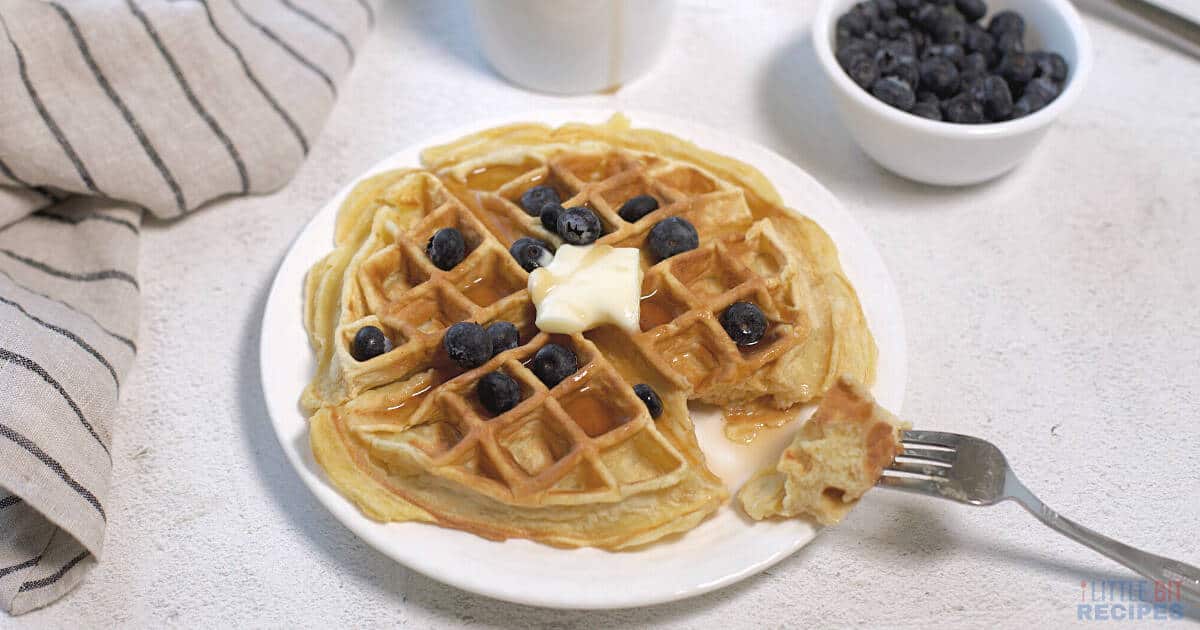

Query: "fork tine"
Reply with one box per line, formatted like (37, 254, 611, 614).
(897, 445, 957, 466)
(901, 430, 968, 449)
(900, 438, 955, 453)
(887, 457, 951, 479)
(895, 453, 953, 470)
(879, 469, 946, 493)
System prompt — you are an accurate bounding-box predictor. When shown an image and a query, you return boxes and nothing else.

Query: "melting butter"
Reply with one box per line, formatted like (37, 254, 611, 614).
(528, 244, 642, 334)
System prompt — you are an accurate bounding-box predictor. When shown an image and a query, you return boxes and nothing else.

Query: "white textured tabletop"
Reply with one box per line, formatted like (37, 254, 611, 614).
(12, 1, 1200, 627)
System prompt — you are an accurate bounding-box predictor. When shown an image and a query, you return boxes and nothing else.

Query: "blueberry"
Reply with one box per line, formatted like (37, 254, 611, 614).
(994, 30, 1024, 56)
(959, 52, 989, 82)
(1012, 91, 1047, 118)
(941, 93, 986, 123)
(618, 194, 660, 222)
(509, 236, 553, 272)
(876, 39, 916, 66)
(869, 16, 889, 38)
(932, 12, 966, 45)
(916, 91, 939, 107)
(531, 343, 578, 388)
(633, 384, 664, 419)
(919, 56, 959, 97)
(875, 19, 895, 38)
(844, 53, 880, 89)
(969, 75, 1013, 121)
(837, 11, 870, 39)
(556, 206, 602, 246)
(486, 321, 520, 356)
(911, 100, 943, 120)
(988, 10, 1024, 38)
(425, 227, 466, 271)
(896, 0, 921, 14)
(892, 37, 916, 57)
(883, 16, 910, 38)
(913, 4, 941, 31)
(443, 322, 491, 369)
(875, 0, 898, 19)
(1023, 76, 1060, 103)
(963, 25, 994, 57)
(875, 44, 917, 86)
(894, 29, 922, 52)
(646, 216, 700, 261)
(959, 73, 984, 95)
(351, 326, 391, 361)
(540, 203, 563, 233)
(873, 49, 905, 77)
(837, 38, 879, 69)
(1031, 51, 1068, 82)
(719, 302, 768, 346)
(853, 1, 880, 20)
(871, 76, 916, 111)
(955, 0, 987, 23)
(922, 43, 964, 65)
(519, 185, 560, 217)
(477, 372, 521, 414)
(895, 63, 921, 89)
(998, 52, 1036, 90)
(836, 27, 855, 50)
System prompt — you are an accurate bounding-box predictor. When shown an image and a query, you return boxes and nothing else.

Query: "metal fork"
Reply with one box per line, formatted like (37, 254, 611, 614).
(879, 430, 1200, 606)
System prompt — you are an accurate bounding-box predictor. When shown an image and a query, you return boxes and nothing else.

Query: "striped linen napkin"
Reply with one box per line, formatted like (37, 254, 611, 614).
(0, 0, 375, 614)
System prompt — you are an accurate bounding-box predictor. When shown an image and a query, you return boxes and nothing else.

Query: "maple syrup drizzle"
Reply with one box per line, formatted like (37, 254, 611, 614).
(722, 398, 800, 445)
(639, 288, 679, 331)
(439, 177, 525, 245)
(385, 384, 433, 414)
(464, 161, 540, 192)
(460, 273, 507, 307)
(562, 389, 626, 437)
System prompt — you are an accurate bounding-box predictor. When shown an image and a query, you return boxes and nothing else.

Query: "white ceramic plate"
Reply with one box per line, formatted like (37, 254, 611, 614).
(259, 110, 906, 609)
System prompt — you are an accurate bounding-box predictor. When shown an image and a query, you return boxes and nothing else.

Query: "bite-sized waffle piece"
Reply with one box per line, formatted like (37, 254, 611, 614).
(738, 378, 907, 525)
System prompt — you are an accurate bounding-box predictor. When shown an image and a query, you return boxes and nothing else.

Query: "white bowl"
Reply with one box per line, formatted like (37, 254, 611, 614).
(812, 0, 1093, 186)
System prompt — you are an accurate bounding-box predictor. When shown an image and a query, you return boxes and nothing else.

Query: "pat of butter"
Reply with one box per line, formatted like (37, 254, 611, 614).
(528, 244, 642, 334)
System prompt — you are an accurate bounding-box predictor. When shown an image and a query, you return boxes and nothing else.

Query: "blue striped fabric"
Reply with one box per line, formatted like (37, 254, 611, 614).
(0, 0, 375, 614)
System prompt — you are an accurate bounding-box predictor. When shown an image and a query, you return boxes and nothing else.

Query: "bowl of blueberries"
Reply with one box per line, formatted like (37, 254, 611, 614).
(813, 0, 1092, 185)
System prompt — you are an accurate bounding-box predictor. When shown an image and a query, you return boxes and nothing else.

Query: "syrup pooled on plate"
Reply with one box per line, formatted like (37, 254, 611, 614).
(722, 398, 800, 445)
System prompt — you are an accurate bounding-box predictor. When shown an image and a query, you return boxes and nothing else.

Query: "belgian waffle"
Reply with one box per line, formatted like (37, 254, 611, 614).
(302, 116, 877, 548)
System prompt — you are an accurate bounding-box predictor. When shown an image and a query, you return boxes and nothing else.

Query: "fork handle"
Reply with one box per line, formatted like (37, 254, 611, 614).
(1006, 478, 1200, 607)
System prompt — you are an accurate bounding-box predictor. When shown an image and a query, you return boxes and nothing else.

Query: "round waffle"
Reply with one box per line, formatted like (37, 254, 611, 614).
(302, 116, 876, 548)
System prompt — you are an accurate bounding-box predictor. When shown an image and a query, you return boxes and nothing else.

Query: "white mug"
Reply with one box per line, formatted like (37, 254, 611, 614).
(470, 0, 675, 95)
